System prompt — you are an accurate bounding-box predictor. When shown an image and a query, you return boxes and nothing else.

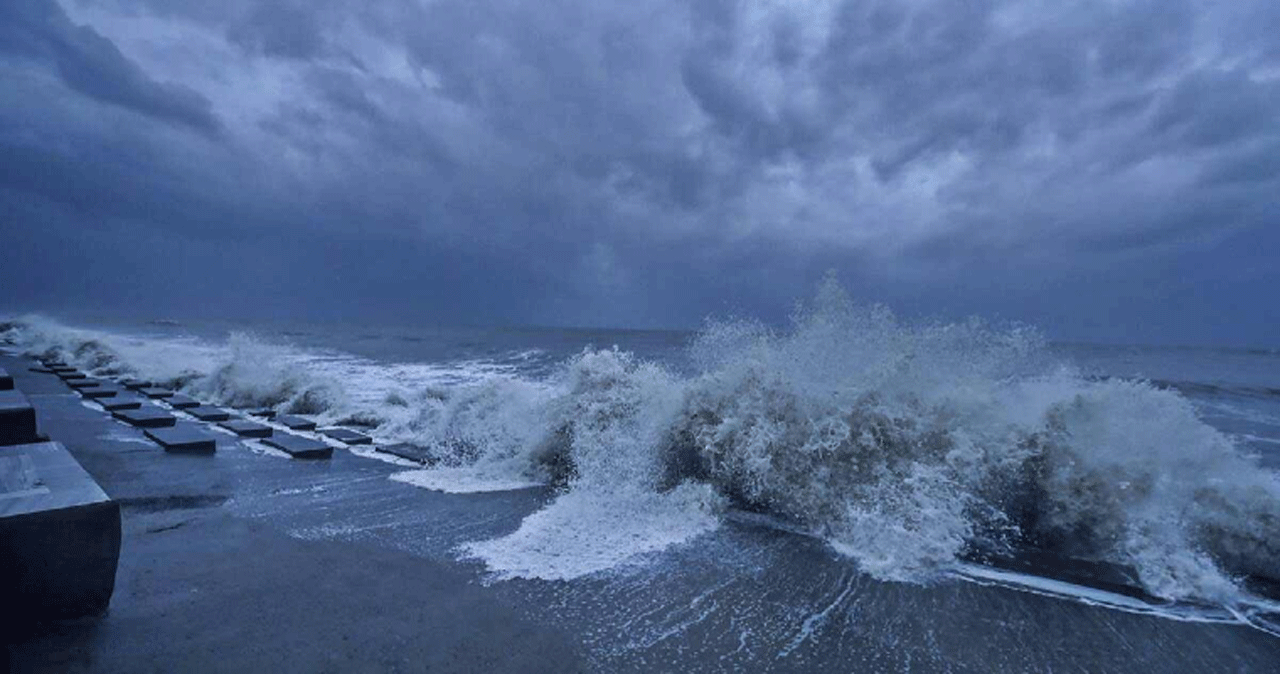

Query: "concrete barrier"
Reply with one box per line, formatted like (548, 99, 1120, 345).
(276, 415, 317, 432)
(0, 441, 121, 620)
(120, 378, 152, 390)
(67, 378, 104, 390)
(113, 407, 177, 429)
(145, 425, 216, 454)
(220, 419, 273, 438)
(262, 433, 333, 459)
(0, 366, 12, 391)
(139, 387, 175, 399)
(167, 394, 200, 410)
(99, 395, 145, 412)
(321, 428, 373, 445)
(81, 386, 121, 400)
(0, 389, 40, 446)
(57, 370, 88, 381)
(376, 443, 435, 465)
(186, 406, 231, 422)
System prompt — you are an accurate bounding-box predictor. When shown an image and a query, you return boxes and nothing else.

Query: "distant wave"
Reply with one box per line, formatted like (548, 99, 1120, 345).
(5, 280, 1280, 612)
(1148, 378, 1280, 401)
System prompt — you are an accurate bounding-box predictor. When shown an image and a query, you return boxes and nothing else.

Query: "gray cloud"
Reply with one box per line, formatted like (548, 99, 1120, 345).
(0, 0, 1277, 345)
(1, 0, 219, 133)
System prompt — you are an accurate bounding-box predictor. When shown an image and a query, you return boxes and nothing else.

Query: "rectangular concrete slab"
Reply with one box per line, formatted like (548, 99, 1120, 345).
(145, 425, 216, 454)
(113, 407, 177, 429)
(247, 408, 277, 419)
(0, 389, 40, 446)
(262, 433, 333, 459)
(140, 387, 175, 399)
(186, 405, 231, 422)
(58, 370, 88, 380)
(376, 443, 435, 465)
(166, 394, 200, 409)
(0, 441, 121, 620)
(320, 428, 373, 445)
(67, 378, 104, 390)
(81, 386, 121, 400)
(48, 365, 76, 374)
(99, 395, 145, 411)
(120, 378, 153, 390)
(0, 366, 12, 390)
(276, 415, 317, 431)
(220, 419, 273, 438)
(42, 359, 69, 368)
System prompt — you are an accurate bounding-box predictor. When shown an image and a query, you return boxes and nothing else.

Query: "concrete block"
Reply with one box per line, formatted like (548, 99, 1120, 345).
(80, 386, 121, 400)
(120, 378, 153, 390)
(28, 367, 57, 375)
(67, 378, 105, 390)
(48, 365, 76, 374)
(145, 425, 216, 454)
(42, 360, 69, 368)
(186, 406, 231, 422)
(220, 419, 273, 438)
(320, 428, 372, 445)
(247, 408, 277, 420)
(113, 407, 176, 429)
(276, 415, 317, 432)
(139, 387, 175, 399)
(0, 366, 12, 391)
(99, 395, 145, 412)
(376, 443, 435, 465)
(262, 433, 333, 459)
(0, 441, 121, 620)
(0, 390, 40, 446)
(166, 394, 200, 410)
(57, 370, 88, 381)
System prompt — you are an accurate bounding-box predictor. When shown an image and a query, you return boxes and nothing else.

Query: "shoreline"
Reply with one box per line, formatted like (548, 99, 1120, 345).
(4, 352, 1280, 672)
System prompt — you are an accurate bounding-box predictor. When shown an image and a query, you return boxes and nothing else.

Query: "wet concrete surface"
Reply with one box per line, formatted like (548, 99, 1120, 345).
(2, 356, 584, 673)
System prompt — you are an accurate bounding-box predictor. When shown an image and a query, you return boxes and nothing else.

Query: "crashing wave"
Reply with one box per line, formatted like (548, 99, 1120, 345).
(4, 281, 1279, 605)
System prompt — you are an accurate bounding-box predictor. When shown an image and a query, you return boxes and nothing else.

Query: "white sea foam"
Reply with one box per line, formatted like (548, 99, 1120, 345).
(390, 466, 542, 494)
(463, 484, 724, 581)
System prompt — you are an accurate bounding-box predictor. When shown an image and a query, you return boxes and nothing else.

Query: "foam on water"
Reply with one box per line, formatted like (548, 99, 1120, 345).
(463, 484, 724, 581)
(5, 280, 1280, 610)
(391, 466, 543, 494)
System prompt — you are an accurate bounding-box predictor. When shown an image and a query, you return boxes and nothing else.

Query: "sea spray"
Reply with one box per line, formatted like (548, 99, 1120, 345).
(192, 332, 345, 412)
(461, 347, 726, 579)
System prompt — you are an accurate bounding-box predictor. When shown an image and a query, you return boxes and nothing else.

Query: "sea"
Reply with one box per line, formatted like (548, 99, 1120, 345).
(4, 281, 1280, 670)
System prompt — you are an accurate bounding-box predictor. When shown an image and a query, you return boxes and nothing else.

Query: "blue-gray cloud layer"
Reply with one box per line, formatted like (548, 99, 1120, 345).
(1, 0, 1277, 345)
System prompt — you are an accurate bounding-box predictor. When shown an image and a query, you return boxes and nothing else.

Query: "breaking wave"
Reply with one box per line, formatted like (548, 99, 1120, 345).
(4, 277, 1279, 608)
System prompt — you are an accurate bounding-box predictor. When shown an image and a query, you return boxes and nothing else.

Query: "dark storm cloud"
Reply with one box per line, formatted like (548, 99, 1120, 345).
(227, 1, 326, 60)
(0, 0, 218, 133)
(1, 0, 1278, 345)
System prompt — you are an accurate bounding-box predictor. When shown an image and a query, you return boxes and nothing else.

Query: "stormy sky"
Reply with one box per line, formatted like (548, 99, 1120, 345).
(1, 0, 1277, 346)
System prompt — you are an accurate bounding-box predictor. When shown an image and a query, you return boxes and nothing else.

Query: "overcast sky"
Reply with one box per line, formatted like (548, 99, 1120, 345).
(1, 0, 1277, 346)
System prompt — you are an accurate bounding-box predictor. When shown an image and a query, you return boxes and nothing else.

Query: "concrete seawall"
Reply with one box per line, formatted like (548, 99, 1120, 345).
(1, 355, 584, 673)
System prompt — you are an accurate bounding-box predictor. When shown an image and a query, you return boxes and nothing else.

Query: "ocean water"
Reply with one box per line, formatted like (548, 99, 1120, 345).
(4, 279, 1280, 637)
